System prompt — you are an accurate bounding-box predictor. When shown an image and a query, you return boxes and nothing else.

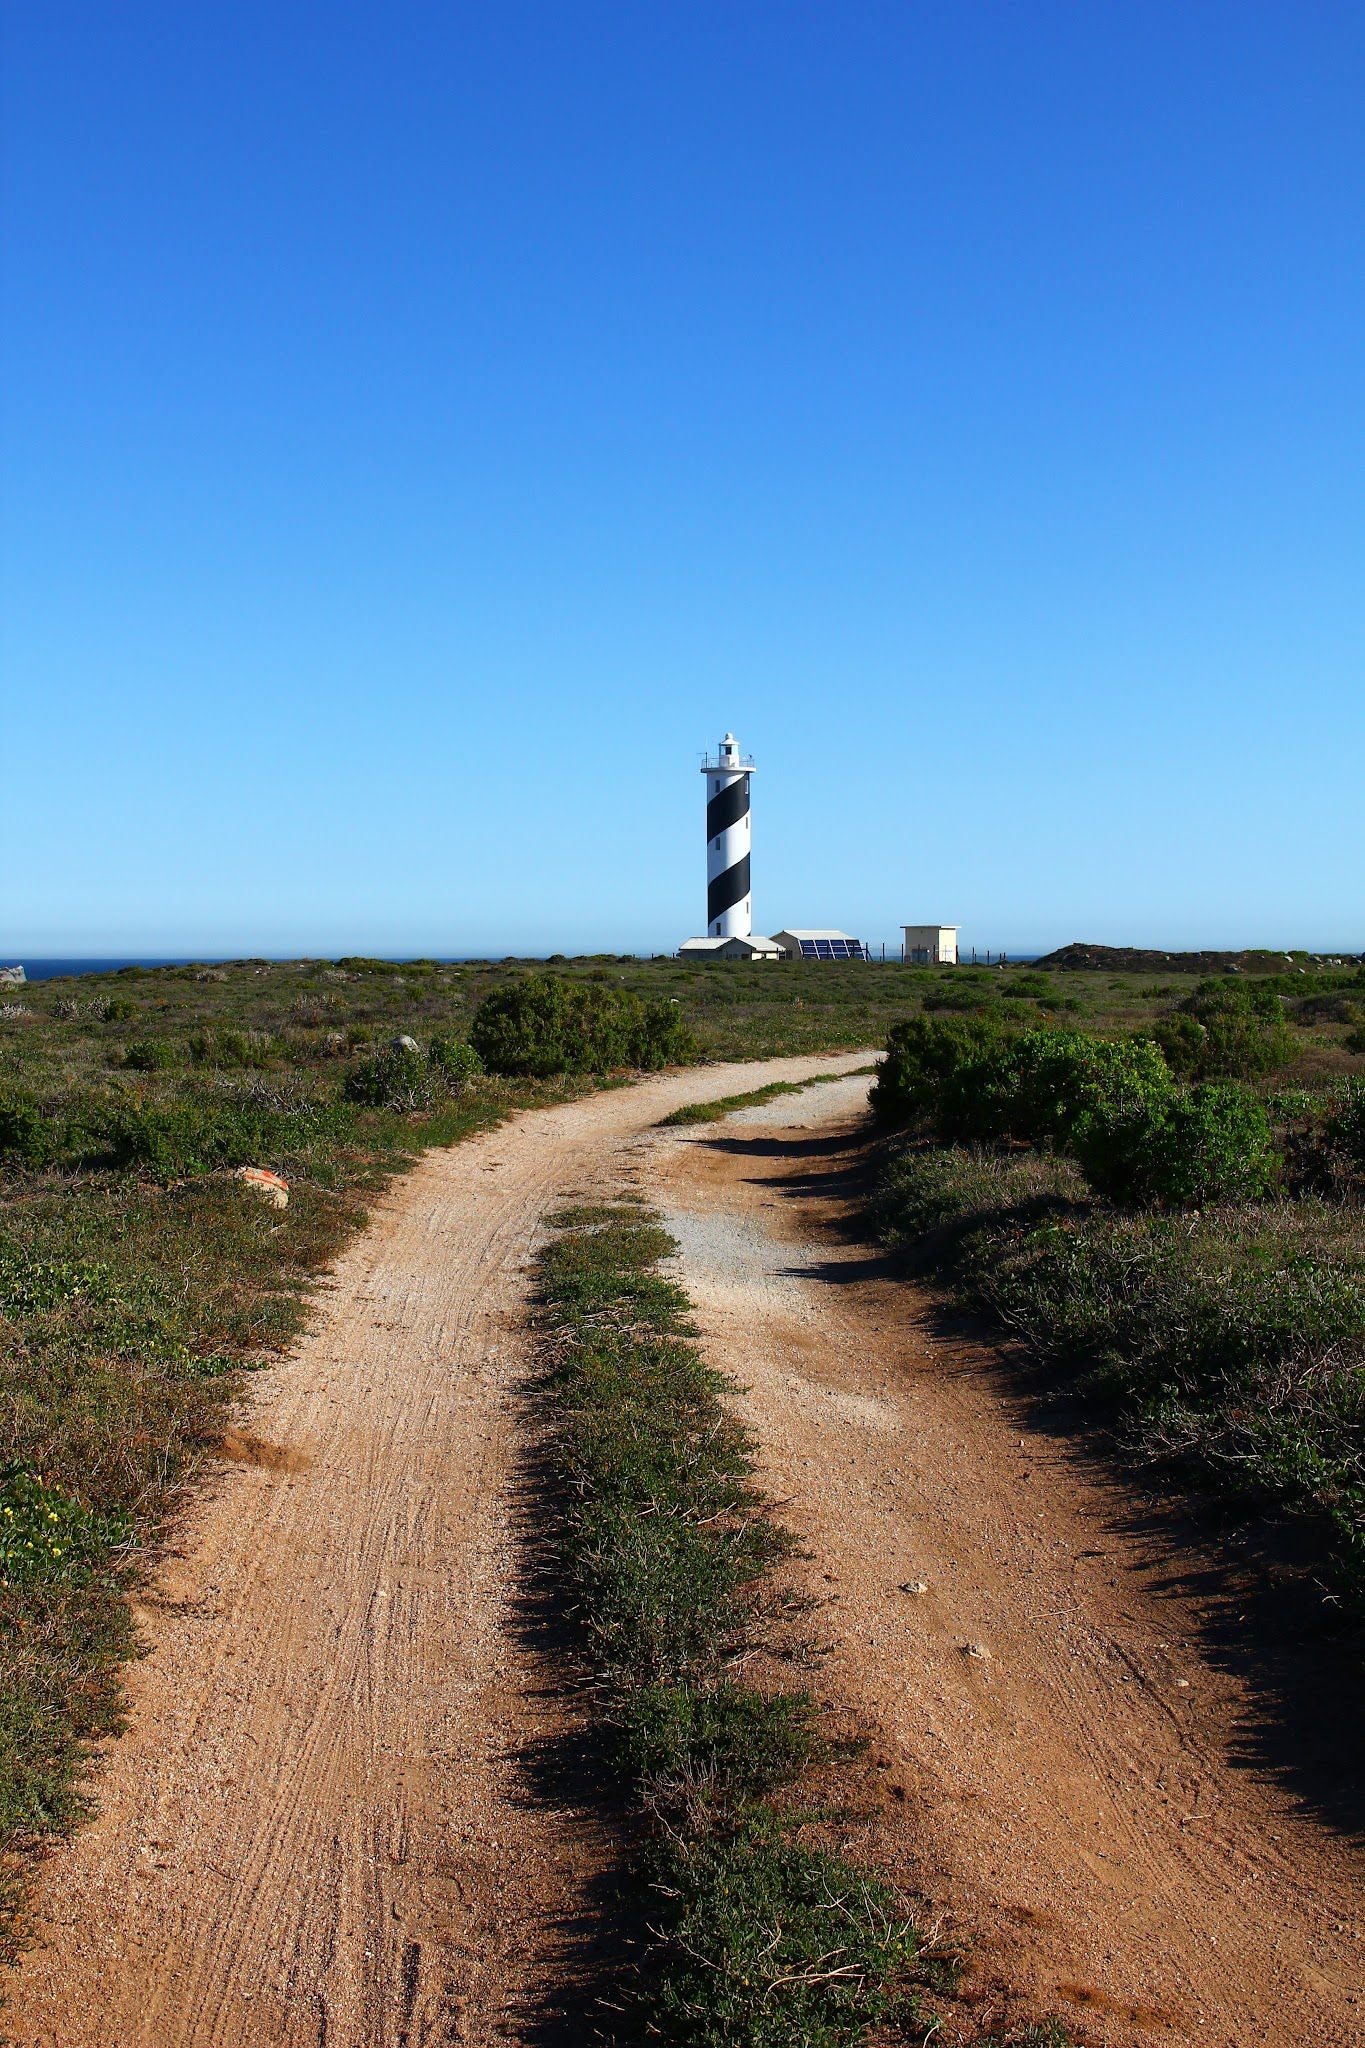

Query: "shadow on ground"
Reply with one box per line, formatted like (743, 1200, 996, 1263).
(498, 1397, 652, 2046)
(699, 1114, 1365, 1847)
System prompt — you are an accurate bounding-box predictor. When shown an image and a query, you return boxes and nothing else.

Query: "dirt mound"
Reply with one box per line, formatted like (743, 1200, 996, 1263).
(1034, 941, 1359, 975)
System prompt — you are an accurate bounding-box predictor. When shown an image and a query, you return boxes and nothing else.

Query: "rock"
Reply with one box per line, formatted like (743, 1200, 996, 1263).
(0, 965, 25, 986)
(235, 1166, 289, 1209)
(962, 1641, 991, 1660)
(900, 1580, 930, 1596)
(392, 1035, 421, 1053)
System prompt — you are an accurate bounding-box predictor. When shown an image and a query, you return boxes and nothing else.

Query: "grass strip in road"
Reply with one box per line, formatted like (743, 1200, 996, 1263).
(536, 1204, 919, 2044)
(536, 1204, 1074, 2047)
(657, 1067, 874, 1128)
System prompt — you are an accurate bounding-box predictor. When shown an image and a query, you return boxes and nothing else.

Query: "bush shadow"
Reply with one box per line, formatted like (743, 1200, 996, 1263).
(697, 1116, 1365, 1846)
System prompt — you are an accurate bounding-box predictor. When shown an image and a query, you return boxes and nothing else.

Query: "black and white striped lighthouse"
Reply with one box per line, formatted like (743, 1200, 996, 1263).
(702, 732, 754, 938)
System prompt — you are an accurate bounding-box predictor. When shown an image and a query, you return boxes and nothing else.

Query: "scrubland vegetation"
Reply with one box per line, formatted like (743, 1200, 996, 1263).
(869, 971, 1365, 1606)
(0, 945, 1359, 1983)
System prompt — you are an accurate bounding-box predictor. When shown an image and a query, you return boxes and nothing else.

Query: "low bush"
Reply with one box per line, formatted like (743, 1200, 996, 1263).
(0, 1093, 51, 1168)
(105, 1095, 354, 1179)
(1076, 1083, 1279, 1208)
(426, 1033, 483, 1093)
(188, 1027, 277, 1070)
(869, 1145, 1085, 1263)
(1153, 980, 1295, 1081)
(869, 1014, 1010, 1129)
(873, 1018, 1277, 1210)
(1293, 992, 1362, 1027)
(872, 1017, 1172, 1155)
(617, 1680, 818, 1808)
(1325, 1080, 1365, 1183)
(641, 1817, 920, 2047)
(958, 1031, 1171, 1149)
(922, 980, 999, 1013)
(0, 1467, 130, 1591)
(121, 1037, 177, 1072)
(343, 1042, 435, 1111)
(472, 975, 696, 1078)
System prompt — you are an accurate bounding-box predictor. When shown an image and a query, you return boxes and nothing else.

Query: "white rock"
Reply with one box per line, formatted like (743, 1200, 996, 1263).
(235, 1166, 289, 1209)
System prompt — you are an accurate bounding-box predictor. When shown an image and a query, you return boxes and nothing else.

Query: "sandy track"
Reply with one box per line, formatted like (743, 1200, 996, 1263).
(3, 1053, 867, 2048)
(651, 1078, 1365, 2048)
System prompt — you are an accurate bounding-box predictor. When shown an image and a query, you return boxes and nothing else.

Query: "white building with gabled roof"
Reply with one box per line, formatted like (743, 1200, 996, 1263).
(678, 934, 783, 962)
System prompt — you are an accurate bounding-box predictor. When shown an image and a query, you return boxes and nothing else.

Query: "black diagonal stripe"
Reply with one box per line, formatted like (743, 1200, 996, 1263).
(706, 778, 750, 839)
(708, 852, 750, 924)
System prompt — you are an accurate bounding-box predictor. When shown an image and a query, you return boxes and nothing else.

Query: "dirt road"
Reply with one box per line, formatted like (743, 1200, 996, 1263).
(4, 1054, 866, 2048)
(9, 1062, 1362, 2048)
(653, 1077, 1365, 2048)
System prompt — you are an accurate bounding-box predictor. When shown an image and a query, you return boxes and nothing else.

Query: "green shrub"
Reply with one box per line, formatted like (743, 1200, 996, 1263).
(871, 1018, 1170, 1151)
(0, 1092, 52, 1167)
(427, 1033, 483, 1093)
(0, 1467, 130, 1589)
(1153, 980, 1295, 1080)
(1075, 1083, 1279, 1208)
(641, 1816, 920, 2048)
(188, 1026, 276, 1069)
(471, 975, 696, 1078)
(1293, 992, 1362, 1027)
(922, 980, 999, 1013)
(869, 1014, 1009, 1128)
(103, 1095, 352, 1179)
(953, 1030, 1171, 1148)
(343, 1042, 436, 1111)
(1325, 1080, 1365, 1180)
(617, 1680, 817, 1805)
(1000, 971, 1059, 1003)
(1348, 1024, 1365, 1057)
(121, 1037, 177, 1072)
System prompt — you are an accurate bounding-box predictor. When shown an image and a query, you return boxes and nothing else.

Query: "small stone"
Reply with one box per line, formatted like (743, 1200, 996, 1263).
(393, 1034, 421, 1053)
(900, 1580, 930, 1596)
(962, 1641, 991, 1660)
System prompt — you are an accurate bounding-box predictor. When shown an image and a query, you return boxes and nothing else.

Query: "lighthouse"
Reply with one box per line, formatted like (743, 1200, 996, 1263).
(702, 732, 754, 938)
(678, 730, 869, 963)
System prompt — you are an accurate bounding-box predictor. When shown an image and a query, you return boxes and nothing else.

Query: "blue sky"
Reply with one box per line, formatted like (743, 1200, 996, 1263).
(3, 2, 1362, 958)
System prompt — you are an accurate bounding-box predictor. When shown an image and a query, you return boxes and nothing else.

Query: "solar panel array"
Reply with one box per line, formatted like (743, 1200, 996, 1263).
(797, 938, 869, 960)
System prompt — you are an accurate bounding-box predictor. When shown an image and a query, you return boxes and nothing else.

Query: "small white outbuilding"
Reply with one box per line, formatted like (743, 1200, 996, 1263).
(902, 925, 959, 966)
(678, 934, 783, 962)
